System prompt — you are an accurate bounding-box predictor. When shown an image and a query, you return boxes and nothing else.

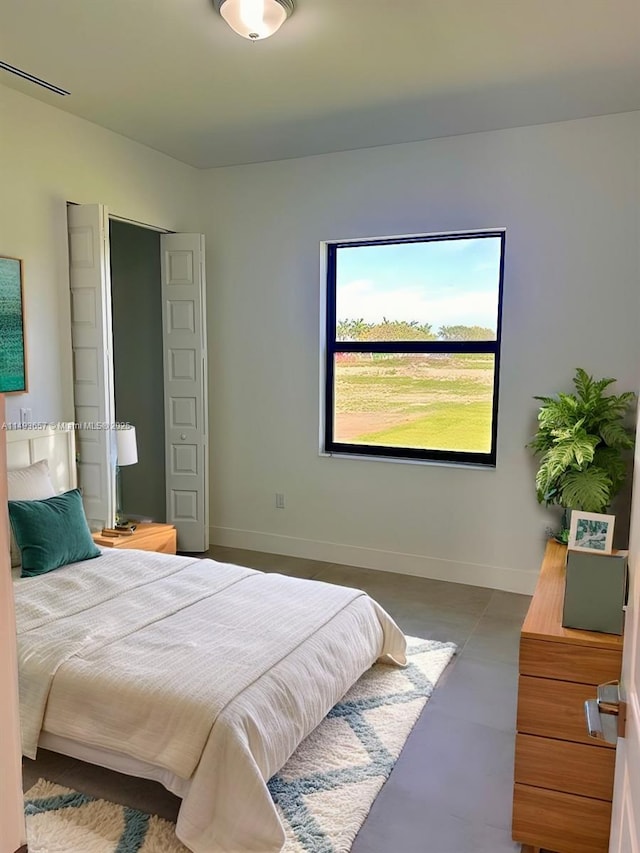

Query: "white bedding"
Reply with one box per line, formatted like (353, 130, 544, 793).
(15, 549, 406, 852)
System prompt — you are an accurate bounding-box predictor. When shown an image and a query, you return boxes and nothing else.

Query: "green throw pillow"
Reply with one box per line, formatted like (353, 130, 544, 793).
(9, 488, 101, 577)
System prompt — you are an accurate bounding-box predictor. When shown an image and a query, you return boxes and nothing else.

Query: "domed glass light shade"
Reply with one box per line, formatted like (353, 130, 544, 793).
(215, 0, 294, 41)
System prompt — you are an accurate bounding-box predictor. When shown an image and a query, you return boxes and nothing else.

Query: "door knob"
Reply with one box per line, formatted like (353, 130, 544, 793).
(584, 681, 626, 744)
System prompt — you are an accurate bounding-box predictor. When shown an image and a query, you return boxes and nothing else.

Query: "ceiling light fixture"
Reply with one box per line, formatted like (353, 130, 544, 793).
(215, 0, 294, 41)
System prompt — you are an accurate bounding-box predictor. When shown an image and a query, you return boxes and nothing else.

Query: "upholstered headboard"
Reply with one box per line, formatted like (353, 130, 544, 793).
(5, 425, 77, 494)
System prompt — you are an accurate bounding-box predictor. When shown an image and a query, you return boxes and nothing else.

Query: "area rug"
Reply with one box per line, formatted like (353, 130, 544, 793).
(24, 637, 456, 853)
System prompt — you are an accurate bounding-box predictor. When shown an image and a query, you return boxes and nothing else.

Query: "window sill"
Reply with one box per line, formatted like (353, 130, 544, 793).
(318, 450, 496, 471)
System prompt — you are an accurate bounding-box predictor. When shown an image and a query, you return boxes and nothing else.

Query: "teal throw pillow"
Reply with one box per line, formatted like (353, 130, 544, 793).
(9, 488, 101, 577)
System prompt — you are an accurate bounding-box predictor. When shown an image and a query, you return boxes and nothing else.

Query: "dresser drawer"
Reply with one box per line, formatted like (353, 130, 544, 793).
(520, 637, 622, 684)
(512, 783, 612, 853)
(517, 676, 614, 748)
(129, 531, 176, 554)
(514, 733, 615, 800)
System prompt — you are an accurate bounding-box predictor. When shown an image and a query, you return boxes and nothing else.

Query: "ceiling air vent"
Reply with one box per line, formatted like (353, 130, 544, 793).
(0, 61, 70, 96)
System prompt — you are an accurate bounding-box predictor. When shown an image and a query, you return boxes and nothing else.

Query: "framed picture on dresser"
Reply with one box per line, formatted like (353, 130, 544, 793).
(568, 510, 615, 554)
(0, 256, 27, 393)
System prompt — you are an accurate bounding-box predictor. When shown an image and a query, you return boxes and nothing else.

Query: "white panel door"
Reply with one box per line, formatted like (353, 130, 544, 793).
(161, 234, 209, 552)
(67, 204, 116, 530)
(609, 417, 640, 852)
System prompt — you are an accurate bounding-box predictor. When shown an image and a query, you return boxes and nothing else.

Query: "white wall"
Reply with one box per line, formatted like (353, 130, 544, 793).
(2, 85, 638, 593)
(199, 112, 640, 593)
(0, 84, 200, 425)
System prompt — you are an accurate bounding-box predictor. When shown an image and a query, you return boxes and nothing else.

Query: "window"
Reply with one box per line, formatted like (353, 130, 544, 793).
(324, 230, 505, 465)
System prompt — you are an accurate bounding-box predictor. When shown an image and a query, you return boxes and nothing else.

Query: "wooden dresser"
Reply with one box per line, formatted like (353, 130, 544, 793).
(512, 540, 623, 853)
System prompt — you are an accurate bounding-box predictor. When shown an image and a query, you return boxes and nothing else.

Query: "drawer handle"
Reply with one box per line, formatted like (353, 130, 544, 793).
(585, 700, 610, 741)
(584, 681, 626, 744)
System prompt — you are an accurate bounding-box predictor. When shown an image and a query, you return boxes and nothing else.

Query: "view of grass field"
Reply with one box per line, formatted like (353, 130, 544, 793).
(331, 234, 503, 456)
(334, 353, 495, 452)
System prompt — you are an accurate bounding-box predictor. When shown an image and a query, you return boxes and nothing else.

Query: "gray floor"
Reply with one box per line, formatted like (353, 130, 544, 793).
(23, 546, 530, 853)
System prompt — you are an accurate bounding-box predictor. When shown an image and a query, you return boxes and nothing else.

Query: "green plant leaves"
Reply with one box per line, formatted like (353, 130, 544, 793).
(535, 437, 596, 505)
(573, 367, 616, 408)
(559, 468, 612, 513)
(593, 446, 627, 495)
(529, 368, 636, 511)
(600, 420, 634, 450)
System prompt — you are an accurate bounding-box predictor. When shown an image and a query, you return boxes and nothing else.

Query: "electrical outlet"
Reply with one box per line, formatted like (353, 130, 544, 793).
(20, 408, 32, 426)
(275, 493, 285, 509)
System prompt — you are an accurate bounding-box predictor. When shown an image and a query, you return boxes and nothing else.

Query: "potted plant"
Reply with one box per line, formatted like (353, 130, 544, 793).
(529, 368, 636, 543)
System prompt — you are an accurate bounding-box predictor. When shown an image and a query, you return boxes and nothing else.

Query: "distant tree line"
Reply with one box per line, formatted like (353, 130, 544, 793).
(336, 318, 496, 342)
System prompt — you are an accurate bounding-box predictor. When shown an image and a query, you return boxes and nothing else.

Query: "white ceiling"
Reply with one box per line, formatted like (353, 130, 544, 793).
(2, 0, 639, 168)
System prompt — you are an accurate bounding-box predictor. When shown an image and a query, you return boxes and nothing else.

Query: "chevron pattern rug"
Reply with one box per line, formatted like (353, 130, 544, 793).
(24, 637, 456, 853)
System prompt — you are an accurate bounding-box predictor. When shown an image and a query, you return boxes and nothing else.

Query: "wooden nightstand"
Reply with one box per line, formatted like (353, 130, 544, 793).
(512, 540, 623, 853)
(92, 523, 177, 555)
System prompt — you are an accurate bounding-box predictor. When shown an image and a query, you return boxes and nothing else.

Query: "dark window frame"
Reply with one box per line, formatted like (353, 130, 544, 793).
(324, 230, 506, 466)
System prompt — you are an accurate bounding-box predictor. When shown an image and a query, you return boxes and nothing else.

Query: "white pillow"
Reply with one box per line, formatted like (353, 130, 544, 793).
(7, 459, 56, 568)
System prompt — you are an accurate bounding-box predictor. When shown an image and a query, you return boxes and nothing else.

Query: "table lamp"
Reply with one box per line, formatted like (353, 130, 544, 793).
(115, 425, 138, 528)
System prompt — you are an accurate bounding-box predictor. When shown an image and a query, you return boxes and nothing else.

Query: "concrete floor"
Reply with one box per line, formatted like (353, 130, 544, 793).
(23, 546, 530, 853)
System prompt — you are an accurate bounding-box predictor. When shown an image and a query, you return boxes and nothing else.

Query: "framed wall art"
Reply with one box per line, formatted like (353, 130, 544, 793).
(0, 256, 27, 393)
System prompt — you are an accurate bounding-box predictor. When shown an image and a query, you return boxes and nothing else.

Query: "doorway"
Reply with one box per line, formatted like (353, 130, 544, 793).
(109, 220, 165, 523)
(67, 203, 209, 552)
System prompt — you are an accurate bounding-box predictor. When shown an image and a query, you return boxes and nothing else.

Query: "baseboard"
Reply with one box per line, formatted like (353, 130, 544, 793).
(210, 526, 538, 595)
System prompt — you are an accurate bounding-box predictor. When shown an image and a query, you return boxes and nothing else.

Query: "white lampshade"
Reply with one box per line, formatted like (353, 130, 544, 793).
(217, 0, 293, 41)
(116, 425, 138, 467)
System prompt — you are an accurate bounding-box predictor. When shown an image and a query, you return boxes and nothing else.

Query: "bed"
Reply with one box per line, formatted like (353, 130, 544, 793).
(8, 426, 407, 853)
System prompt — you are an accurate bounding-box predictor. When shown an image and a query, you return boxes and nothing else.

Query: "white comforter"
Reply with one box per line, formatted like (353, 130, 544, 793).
(15, 549, 406, 852)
